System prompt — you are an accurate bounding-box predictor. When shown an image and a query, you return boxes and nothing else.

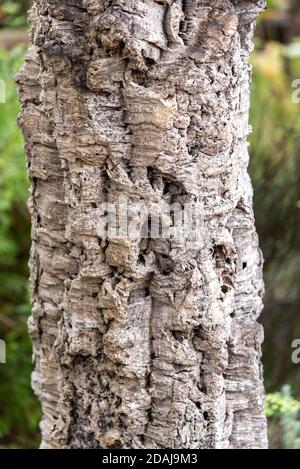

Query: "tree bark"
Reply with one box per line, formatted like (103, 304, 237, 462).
(17, 0, 268, 449)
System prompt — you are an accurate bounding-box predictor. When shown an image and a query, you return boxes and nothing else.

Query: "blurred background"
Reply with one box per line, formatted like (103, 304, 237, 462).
(0, 0, 300, 449)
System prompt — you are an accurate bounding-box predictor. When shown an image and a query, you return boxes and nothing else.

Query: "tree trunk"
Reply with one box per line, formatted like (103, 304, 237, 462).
(17, 0, 268, 449)
(290, 0, 300, 38)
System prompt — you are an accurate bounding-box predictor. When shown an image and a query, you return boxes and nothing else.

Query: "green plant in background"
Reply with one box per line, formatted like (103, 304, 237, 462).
(266, 386, 300, 417)
(0, 1, 30, 28)
(250, 39, 300, 396)
(266, 386, 300, 448)
(266, 0, 288, 10)
(0, 44, 41, 448)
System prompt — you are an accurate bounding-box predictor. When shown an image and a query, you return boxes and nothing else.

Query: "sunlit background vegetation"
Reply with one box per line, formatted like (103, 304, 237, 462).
(0, 0, 300, 449)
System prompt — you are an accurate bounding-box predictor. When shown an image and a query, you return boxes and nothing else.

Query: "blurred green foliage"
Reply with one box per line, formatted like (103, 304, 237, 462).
(266, 386, 300, 417)
(0, 45, 41, 448)
(250, 40, 300, 395)
(266, 386, 300, 448)
(266, 0, 288, 10)
(0, 1, 30, 28)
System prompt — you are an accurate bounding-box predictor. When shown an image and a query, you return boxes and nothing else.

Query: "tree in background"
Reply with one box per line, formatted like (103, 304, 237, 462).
(17, 0, 267, 449)
(290, 0, 300, 37)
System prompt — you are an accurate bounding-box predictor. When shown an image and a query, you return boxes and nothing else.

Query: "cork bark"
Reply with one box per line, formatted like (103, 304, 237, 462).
(17, 0, 268, 449)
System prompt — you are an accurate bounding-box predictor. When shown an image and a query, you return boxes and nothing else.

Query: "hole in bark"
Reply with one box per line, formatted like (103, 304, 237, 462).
(172, 330, 185, 342)
(128, 287, 149, 304)
(221, 285, 229, 294)
(115, 397, 122, 409)
(147, 407, 153, 423)
(116, 414, 127, 430)
(145, 57, 155, 67)
(179, 20, 187, 42)
(138, 254, 145, 266)
(189, 143, 200, 156)
(98, 418, 109, 430)
(163, 178, 184, 196)
(101, 91, 112, 99)
(155, 252, 174, 275)
(145, 372, 151, 391)
(223, 276, 233, 288)
(196, 383, 203, 392)
(131, 69, 146, 85)
(147, 166, 163, 192)
(108, 440, 121, 449)
(162, 268, 172, 275)
(118, 40, 126, 54)
(203, 411, 209, 421)
(213, 245, 226, 268)
(195, 402, 201, 409)
(147, 166, 154, 184)
(198, 381, 208, 394)
(242, 262, 247, 269)
(192, 327, 206, 341)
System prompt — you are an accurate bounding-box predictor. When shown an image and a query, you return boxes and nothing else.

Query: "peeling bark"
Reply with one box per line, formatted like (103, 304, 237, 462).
(17, 0, 268, 449)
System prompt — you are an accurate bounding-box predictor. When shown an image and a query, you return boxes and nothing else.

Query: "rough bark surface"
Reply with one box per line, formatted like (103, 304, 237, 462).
(17, 0, 268, 449)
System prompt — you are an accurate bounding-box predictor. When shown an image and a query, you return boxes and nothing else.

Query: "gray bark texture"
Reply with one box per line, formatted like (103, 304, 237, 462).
(17, 0, 268, 449)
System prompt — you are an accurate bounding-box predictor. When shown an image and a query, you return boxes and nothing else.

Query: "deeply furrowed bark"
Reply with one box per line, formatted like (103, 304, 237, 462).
(17, 0, 268, 449)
